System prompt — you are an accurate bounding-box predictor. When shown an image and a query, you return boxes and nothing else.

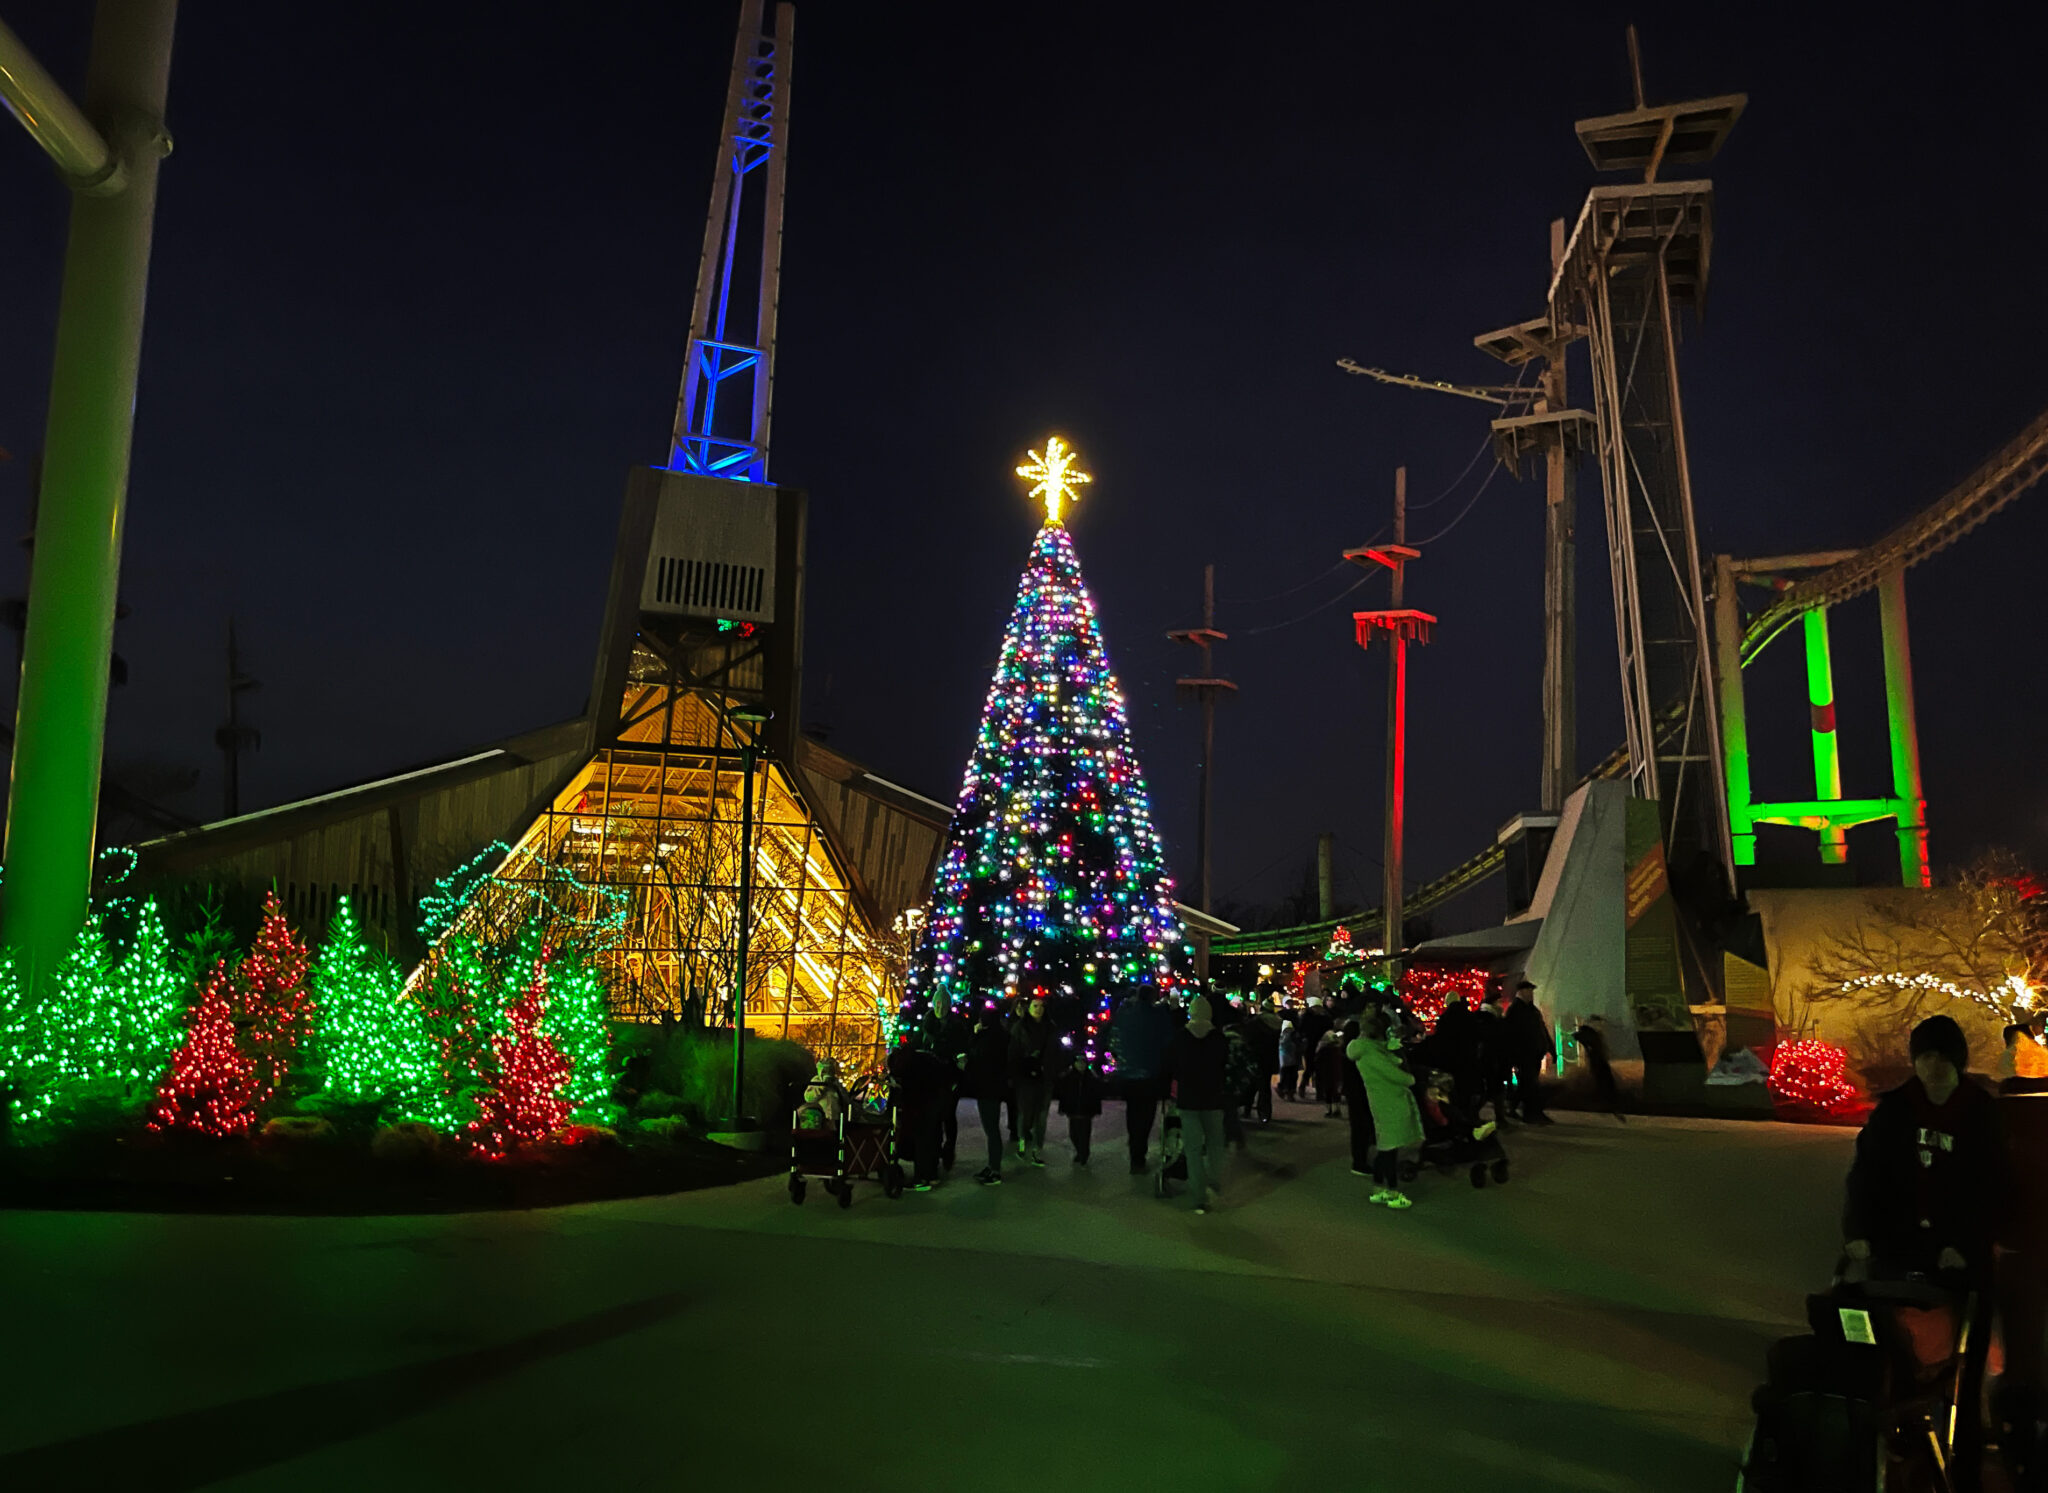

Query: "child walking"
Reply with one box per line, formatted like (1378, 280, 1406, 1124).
(1347, 1010, 1424, 1209)
(1314, 1027, 1346, 1118)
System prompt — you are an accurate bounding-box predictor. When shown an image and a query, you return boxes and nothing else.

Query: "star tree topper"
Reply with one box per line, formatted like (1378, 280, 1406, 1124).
(1017, 434, 1092, 526)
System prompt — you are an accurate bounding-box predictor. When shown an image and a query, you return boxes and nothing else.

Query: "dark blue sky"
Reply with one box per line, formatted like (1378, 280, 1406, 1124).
(0, 2, 2042, 923)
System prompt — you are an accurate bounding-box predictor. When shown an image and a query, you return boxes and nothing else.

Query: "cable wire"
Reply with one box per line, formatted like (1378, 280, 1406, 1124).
(1221, 557, 1353, 607)
(1409, 459, 1502, 548)
(1242, 569, 1379, 637)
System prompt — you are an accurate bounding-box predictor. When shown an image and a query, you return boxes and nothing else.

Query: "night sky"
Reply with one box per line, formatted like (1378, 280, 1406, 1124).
(0, 2, 2043, 926)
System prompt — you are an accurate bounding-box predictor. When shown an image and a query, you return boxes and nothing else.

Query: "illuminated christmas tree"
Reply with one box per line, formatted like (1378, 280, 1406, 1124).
(0, 949, 39, 1128)
(2, 905, 188, 1126)
(467, 951, 572, 1157)
(309, 896, 450, 1125)
(150, 961, 263, 1137)
(903, 436, 1187, 1057)
(238, 891, 314, 1114)
(534, 935, 616, 1123)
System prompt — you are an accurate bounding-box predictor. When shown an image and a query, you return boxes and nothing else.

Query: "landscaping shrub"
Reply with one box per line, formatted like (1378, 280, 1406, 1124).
(645, 1022, 813, 1127)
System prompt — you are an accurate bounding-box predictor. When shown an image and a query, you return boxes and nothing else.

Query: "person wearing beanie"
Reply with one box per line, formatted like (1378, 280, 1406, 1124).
(1158, 995, 1231, 1213)
(1843, 1013, 2008, 1282)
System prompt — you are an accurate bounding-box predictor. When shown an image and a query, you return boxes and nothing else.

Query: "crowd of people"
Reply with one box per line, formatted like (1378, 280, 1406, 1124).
(882, 973, 1570, 1214)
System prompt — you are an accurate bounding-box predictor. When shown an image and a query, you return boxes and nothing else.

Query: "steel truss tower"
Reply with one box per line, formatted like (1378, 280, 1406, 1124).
(669, 0, 792, 482)
(435, 1, 901, 1076)
(1549, 52, 1745, 889)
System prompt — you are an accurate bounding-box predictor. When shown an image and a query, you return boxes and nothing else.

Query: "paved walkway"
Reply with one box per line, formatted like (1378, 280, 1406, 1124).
(0, 1102, 1853, 1491)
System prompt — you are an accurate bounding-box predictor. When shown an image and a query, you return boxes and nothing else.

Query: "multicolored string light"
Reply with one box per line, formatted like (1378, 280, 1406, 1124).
(902, 437, 1189, 1060)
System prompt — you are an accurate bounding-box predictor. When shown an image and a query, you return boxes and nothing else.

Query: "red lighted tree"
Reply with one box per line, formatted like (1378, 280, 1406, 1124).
(239, 891, 313, 1112)
(149, 962, 262, 1136)
(467, 957, 571, 1158)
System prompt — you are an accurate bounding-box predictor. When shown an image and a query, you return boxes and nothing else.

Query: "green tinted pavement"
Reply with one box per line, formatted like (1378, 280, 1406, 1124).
(0, 1106, 1851, 1491)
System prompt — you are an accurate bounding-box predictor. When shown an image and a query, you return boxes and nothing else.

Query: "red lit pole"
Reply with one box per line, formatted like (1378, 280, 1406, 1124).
(1345, 467, 1434, 979)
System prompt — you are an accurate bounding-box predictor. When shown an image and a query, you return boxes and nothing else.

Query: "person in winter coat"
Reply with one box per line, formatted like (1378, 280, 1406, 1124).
(1277, 1017, 1301, 1101)
(1573, 1014, 1624, 1121)
(1422, 994, 1483, 1102)
(1111, 990, 1177, 1171)
(1348, 1010, 1424, 1209)
(1055, 1053, 1108, 1165)
(1314, 1027, 1347, 1119)
(886, 1028, 955, 1190)
(1222, 1012, 1256, 1149)
(1500, 981, 1554, 1124)
(962, 1005, 1012, 1185)
(1159, 995, 1231, 1213)
(1247, 1007, 1282, 1122)
(1297, 1001, 1331, 1100)
(935, 1008, 973, 1167)
(1844, 1013, 2008, 1489)
(1337, 1020, 1374, 1173)
(1845, 1014, 2008, 1282)
(1009, 995, 1060, 1166)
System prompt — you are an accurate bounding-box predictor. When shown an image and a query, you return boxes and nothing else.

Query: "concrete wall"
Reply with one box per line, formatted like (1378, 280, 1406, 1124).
(1749, 886, 1999, 1086)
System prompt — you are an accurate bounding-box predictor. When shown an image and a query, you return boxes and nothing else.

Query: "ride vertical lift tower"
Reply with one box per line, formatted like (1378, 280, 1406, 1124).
(1549, 37, 1745, 892)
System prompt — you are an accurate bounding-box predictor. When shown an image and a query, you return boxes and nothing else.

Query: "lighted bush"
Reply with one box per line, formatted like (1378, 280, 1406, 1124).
(1768, 1038, 1859, 1112)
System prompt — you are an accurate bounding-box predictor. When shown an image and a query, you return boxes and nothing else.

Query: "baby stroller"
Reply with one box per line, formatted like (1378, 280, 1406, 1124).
(788, 1070, 905, 1208)
(1740, 1259, 1982, 1491)
(1153, 1100, 1187, 1200)
(1412, 1069, 1510, 1188)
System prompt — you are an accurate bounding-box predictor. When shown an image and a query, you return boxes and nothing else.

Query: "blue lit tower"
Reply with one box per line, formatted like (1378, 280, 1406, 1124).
(669, 0, 792, 481)
(465, 0, 907, 1076)
(903, 439, 1189, 1059)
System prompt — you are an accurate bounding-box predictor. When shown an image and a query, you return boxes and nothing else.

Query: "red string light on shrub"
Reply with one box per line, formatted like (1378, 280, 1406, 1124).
(1768, 1038, 1858, 1112)
(467, 955, 572, 1159)
(1397, 967, 1489, 1034)
(238, 890, 313, 1113)
(149, 961, 262, 1137)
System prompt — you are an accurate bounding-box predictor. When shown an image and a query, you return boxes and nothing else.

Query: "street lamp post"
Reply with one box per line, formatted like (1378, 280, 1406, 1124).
(727, 704, 771, 1129)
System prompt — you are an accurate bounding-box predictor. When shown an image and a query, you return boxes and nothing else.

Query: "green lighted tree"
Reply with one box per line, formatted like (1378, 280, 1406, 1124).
(309, 897, 452, 1126)
(0, 949, 38, 1129)
(13, 907, 188, 1127)
(534, 934, 616, 1123)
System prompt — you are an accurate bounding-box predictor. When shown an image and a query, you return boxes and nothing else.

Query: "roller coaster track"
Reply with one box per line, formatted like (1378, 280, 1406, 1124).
(1742, 405, 2048, 662)
(1211, 738, 1635, 957)
(1214, 406, 2048, 959)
